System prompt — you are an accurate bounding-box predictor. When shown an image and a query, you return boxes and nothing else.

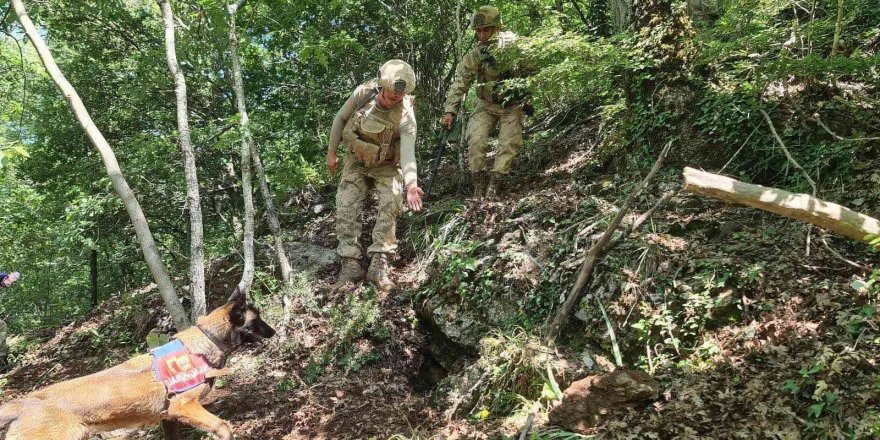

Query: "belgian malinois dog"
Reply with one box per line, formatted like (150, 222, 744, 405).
(0, 288, 275, 440)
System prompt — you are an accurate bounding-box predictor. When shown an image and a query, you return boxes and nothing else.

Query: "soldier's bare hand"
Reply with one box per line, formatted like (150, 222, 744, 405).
(441, 113, 455, 130)
(326, 150, 338, 175)
(407, 186, 424, 212)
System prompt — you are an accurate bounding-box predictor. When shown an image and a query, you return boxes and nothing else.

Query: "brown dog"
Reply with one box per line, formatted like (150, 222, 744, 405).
(0, 288, 275, 440)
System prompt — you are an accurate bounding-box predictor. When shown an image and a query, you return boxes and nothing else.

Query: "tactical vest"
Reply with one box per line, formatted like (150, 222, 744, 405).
(350, 94, 406, 167)
(475, 31, 520, 106)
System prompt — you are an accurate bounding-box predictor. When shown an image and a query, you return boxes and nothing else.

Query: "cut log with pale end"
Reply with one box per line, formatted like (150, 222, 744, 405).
(683, 167, 880, 243)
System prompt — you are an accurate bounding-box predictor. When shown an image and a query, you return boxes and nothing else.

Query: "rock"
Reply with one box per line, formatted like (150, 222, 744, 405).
(283, 241, 336, 273)
(549, 370, 659, 433)
(419, 295, 488, 357)
(255, 241, 336, 275)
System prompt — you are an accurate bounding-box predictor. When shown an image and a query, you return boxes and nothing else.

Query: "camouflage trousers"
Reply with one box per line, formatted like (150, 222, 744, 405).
(465, 99, 524, 174)
(335, 152, 404, 260)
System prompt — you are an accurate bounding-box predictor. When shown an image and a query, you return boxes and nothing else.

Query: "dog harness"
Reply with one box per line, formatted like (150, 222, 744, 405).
(150, 339, 213, 394)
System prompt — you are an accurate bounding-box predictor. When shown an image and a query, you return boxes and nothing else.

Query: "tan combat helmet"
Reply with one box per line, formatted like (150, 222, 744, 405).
(378, 59, 416, 94)
(471, 5, 502, 29)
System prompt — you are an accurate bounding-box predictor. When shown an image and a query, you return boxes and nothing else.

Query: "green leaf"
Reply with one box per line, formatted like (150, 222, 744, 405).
(807, 402, 825, 418)
(851, 279, 869, 292)
(782, 380, 799, 394)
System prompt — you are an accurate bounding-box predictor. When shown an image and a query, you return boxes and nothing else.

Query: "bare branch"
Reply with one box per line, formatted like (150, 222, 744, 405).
(821, 236, 868, 271)
(760, 109, 817, 196)
(811, 113, 880, 142)
(547, 141, 673, 340)
(683, 167, 880, 243)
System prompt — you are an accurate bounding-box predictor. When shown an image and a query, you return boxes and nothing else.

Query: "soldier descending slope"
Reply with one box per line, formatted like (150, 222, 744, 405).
(326, 60, 424, 291)
(441, 5, 531, 199)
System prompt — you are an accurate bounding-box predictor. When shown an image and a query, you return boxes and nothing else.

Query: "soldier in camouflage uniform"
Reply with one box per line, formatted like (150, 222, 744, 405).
(441, 5, 528, 199)
(326, 60, 424, 291)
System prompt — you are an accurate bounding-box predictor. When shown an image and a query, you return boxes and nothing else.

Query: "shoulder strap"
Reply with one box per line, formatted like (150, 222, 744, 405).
(355, 87, 379, 112)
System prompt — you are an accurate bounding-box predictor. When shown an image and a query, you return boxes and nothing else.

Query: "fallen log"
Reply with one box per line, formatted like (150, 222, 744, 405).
(683, 167, 880, 243)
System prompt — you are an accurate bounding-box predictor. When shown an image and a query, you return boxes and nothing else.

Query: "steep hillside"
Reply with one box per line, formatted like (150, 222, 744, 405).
(3, 120, 877, 439)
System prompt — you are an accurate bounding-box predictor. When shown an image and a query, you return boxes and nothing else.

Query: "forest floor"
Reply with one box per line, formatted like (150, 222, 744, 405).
(1, 132, 878, 439)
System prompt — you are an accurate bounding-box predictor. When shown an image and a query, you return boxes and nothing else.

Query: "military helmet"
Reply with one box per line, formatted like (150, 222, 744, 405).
(471, 5, 502, 29)
(377, 59, 416, 94)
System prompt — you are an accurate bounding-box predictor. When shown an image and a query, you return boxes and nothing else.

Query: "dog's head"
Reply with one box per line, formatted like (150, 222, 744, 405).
(225, 288, 276, 345)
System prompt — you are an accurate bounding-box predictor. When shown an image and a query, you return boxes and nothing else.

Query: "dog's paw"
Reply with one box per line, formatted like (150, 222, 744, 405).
(215, 422, 234, 440)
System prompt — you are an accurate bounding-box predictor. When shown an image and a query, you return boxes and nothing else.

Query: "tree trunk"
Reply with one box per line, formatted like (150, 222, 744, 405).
(12, 0, 190, 330)
(831, 0, 843, 56)
(610, 0, 633, 32)
(225, 1, 292, 286)
(89, 248, 98, 308)
(251, 145, 294, 284)
(682, 167, 880, 242)
(159, 0, 206, 320)
(228, 1, 255, 294)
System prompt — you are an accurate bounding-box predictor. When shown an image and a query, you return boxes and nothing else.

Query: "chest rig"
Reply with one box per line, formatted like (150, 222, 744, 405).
(351, 96, 404, 167)
(474, 31, 519, 106)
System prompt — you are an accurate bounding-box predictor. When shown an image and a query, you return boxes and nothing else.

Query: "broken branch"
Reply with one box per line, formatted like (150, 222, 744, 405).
(682, 167, 880, 243)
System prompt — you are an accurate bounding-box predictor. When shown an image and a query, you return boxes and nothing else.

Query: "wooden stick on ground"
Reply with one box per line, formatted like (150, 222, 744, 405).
(546, 141, 673, 341)
(518, 410, 536, 440)
(682, 167, 880, 243)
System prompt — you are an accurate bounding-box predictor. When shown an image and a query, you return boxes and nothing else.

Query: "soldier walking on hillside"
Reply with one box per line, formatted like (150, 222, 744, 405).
(441, 5, 529, 199)
(326, 60, 424, 291)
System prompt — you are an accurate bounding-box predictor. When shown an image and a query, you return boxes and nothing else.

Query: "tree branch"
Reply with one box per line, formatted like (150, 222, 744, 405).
(811, 113, 880, 142)
(546, 141, 673, 340)
(760, 109, 817, 196)
(682, 167, 880, 243)
(821, 236, 868, 271)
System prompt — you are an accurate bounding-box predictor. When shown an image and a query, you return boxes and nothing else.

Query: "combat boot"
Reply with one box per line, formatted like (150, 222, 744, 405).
(485, 172, 503, 199)
(472, 172, 489, 199)
(335, 257, 365, 285)
(367, 253, 395, 292)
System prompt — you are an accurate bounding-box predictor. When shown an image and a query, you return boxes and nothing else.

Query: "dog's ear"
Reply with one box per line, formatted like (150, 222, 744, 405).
(227, 286, 246, 304)
(227, 286, 247, 325)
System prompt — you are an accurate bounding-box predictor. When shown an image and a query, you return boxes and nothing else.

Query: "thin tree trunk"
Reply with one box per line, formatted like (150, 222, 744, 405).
(228, 1, 255, 294)
(12, 0, 189, 330)
(225, 1, 292, 286)
(554, 0, 569, 27)
(90, 248, 98, 308)
(251, 146, 293, 284)
(831, 0, 843, 56)
(610, 0, 633, 33)
(159, 0, 206, 320)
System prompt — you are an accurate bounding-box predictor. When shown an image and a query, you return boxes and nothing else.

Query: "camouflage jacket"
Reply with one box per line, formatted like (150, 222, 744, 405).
(443, 31, 522, 114)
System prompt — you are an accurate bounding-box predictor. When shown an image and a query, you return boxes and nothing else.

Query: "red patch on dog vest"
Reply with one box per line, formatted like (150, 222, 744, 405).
(150, 339, 212, 394)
